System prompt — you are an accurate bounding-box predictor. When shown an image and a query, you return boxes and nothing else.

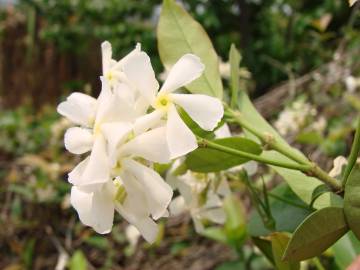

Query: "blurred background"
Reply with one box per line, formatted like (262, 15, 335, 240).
(1, 0, 360, 269)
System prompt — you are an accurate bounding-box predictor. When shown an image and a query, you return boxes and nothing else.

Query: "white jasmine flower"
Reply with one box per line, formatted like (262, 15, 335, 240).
(345, 76, 360, 93)
(127, 54, 224, 158)
(167, 164, 229, 233)
(125, 225, 141, 247)
(329, 156, 348, 178)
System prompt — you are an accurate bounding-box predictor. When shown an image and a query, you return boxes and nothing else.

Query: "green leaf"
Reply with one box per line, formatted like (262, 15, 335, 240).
(252, 237, 275, 265)
(215, 261, 246, 270)
(309, 184, 331, 209)
(249, 183, 313, 237)
(271, 233, 300, 270)
(84, 236, 109, 250)
(229, 44, 241, 108)
(333, 231, 360, 269)
(69, 250, 87, 270)
(283, 207, 349, 261)
(262, 151, 343, 209)
(178, 107, 215, 139)
(201, 227, 228, 244)
(185, 137, 262, 172)
(344, 165, 360, 240)
(158, 0, 223, 98)
(295, 131, 323, 145)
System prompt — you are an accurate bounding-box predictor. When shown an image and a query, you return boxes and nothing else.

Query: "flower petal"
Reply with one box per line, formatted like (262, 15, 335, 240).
(101, 41, 112, 74)
(169, 196, 187, 216)
(122, 51, 159, 102)
(68, 157, 89, 185)
(214, 124, 231, 138)
(166, 105, 197, 158)
(120, 126, 171, 163)
(171, 93, 223, 131)
(122, 158, 173, 220)
(159, 54, 204, 94)
(96, 79, 137, 124)
(64, 127, 93, 154)
(57, 92, 97, 126)
(80, 135, 110, 187)
(71, 184, 115, 234)
(101, 122, 133, 165)
(133, 109, 165, 135)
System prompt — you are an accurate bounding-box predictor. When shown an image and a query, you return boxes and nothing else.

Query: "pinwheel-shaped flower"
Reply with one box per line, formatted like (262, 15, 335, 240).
(122, 53, 224, 158)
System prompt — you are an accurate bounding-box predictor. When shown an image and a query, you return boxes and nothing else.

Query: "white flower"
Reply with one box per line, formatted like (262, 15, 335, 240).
(127, 53, 224, 158)
(167, 165, 229, 233)
(125, 225, 141, 247)
(329, 156, 348, 178)
(70, 152, 173, 242)
(58, 79, 137, 191)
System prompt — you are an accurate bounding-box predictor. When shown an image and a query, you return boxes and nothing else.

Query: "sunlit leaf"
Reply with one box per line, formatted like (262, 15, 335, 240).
(158, 0, 223, 98)
(344, 165, 360, 240)
(283, 207, 349, 261)
(185, 137, 262, 172)
(69, 250, 87, 270)
(229, 44, 241, 108)
(332, 231, 360, 269)
(252, 237, 275, 265)
(271, 233, 299, 270)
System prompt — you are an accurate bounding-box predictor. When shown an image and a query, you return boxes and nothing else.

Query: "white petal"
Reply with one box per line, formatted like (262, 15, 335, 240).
(71, 184, 115, 234)
(159, 54, 204, 94)
(191, 212, 205, 233)
(214, 124, 232, 138)
(96, 79, 137, 124)
(68, 157, 89, 185)
(64, 127, 93, 154)
(122, 51, 159, 102)
(57, 92, 97, 126)
(80, 135, 110, 187)
(120, 126, 171, 163)
(101, 122, 133, 164)
(169, 196, 187, 216)
(71, 186, 93, 225)
(123, 159, 173, 220)
(91, 185, 115, 234)
(101, 41, 112, 74)
(133, 109, 165, 135)
(172, 93, 223, 131)
(201, 208, 226, 224)
(166, 105, 197, 158)
(125, 225, 141, 247)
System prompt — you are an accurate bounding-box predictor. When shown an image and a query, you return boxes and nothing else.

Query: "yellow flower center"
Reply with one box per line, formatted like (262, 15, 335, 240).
(154, 94, 172, 110)
(105, 71, 114, 82)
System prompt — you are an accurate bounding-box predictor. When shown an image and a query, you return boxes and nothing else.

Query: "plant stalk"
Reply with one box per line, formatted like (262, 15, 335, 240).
(342, 117, 360, 186)
(197, 137, 311, 172)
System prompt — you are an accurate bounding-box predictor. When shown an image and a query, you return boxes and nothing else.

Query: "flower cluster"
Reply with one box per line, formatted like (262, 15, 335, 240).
(57, 42, 224, 243)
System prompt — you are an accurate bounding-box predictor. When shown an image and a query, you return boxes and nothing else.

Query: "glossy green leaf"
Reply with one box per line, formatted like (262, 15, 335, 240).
(158, 0, 223, 98)
(178, 107, 215, 139)
(185, 137, 262, 172)
(252, 237, 275, 265)
(309, 184, 331, 208)
(69, 250, 87, 270)
(201, 227, 228, 244)
(333, 231, 360, 269)
(249, 183, 313, 237)
(344, 165, 360, 240)
(271, 233, 300, 270)
(283, 207, 349, 261)
(229, 44, 241, 108)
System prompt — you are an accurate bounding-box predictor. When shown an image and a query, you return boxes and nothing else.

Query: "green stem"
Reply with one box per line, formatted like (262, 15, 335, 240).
(197, 137, 311, 172)
(225, 108, 342, 191)
(343, 117, 360, 186)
